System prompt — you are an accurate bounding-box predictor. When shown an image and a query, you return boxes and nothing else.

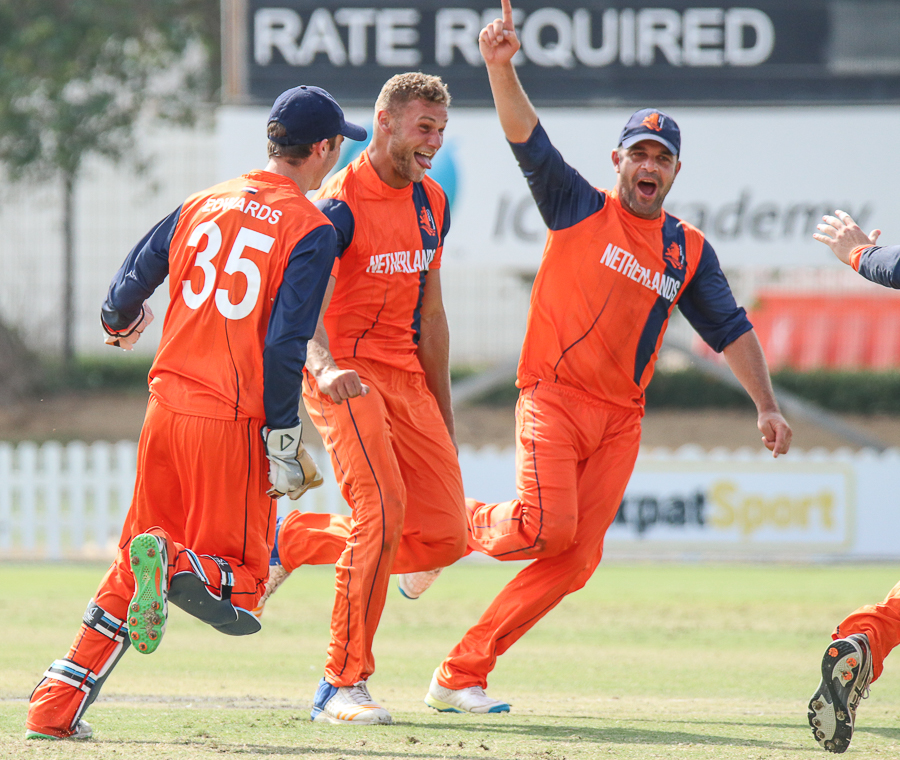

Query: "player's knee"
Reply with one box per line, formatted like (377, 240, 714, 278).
(566, 547, 604, 592)
(430, 531, 469, 567)
(531, 516, 578, 557)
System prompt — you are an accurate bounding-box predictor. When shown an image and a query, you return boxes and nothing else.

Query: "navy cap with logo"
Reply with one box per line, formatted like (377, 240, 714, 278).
(268, 85, 367, 146)
(618, 108, 681, 157)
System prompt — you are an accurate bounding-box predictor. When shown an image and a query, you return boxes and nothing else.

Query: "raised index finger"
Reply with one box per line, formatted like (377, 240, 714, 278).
(501, 0, 514, 28)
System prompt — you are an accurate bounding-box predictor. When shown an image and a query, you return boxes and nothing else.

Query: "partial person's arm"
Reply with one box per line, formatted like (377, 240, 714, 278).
(304, 276, 369, 404)
(305, 198, 369, 404)
(416, 270, 457, 451)
(479, 0, 536, 144)
(813, 209, 900, 289)
(480, 0, 602, 231)
(678, 240, 791, 457)
(856, 245, 900, 288)
(101, 206, 180, 347)
(263, 224, 337, 429)
(721, 331, 792, 457)
(261, 223, 336, 501)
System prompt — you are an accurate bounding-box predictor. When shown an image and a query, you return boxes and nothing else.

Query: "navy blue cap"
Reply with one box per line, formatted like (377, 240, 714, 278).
(618, 109, 680, 156)
(268, 85, 367, 146)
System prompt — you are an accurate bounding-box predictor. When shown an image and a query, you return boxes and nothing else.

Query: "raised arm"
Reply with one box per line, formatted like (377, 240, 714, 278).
(479, 0, 538, 144)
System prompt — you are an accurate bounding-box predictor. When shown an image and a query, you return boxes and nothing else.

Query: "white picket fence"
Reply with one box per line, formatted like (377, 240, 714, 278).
(0, 441, 349, 561)
(9, 440, 900, 562)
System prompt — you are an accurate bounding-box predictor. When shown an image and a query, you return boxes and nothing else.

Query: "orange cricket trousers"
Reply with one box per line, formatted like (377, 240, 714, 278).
(27, 396, 275, 737)
(835, 580, 900, 682)
(288, 357, 467, 687)
(436, 381, 642, 691)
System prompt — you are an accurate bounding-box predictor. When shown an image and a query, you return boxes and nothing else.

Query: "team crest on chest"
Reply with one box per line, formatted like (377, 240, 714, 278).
(419, 206, 436, 237)
(663, 241, 685, 270)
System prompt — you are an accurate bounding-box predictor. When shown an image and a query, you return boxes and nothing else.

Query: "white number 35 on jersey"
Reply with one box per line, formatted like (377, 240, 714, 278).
(182, 221, 274, 320)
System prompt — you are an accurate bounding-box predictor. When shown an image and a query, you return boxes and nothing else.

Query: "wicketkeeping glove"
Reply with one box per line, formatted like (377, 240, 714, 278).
(263, 423, 324, 500)
(102, 303, 154, 350)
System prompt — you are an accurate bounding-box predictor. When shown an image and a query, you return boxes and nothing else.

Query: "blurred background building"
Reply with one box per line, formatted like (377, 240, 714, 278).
(3, 1, 900, 560)
(2, 0, 900, 370)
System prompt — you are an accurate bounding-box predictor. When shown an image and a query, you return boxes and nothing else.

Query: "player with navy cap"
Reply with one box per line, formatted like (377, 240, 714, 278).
(404, 0, 792, 715)
(25, 85, 365, 740)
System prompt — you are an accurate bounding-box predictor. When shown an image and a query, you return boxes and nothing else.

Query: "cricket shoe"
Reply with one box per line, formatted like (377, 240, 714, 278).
(127, 533, 168, 654)
(425, 669, 510, 714)
(398, 567, 443, 600)
(26, 719, 93, 740)
(310, 678, 393, 724)
(252, 516, 290, 619)
(808, 633, 872, 753)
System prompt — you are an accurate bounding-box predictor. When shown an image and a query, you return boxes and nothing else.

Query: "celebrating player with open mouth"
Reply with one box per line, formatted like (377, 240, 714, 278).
(253, 73, 468, 725)
(403, 0, 792, 715)
(25, 85, 365, 741)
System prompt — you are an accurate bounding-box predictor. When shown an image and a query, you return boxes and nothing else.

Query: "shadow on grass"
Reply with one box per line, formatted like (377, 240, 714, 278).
(124, 742, 494, 760)
(858, 725, 900, 741)
(396, 717, 802, 751)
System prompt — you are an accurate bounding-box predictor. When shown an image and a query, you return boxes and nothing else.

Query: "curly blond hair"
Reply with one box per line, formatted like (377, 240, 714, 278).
(374, 72, 451, 114)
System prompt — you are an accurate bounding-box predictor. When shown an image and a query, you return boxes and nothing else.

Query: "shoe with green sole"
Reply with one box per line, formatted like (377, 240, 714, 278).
(127, 533, 168, 654)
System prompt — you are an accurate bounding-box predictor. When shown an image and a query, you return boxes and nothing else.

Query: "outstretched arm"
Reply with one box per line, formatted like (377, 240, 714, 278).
(721, 330, 792, 457)
(814, 209, 900, 288)
(813, 209, 881, 265)
(479, 0, 538, 144)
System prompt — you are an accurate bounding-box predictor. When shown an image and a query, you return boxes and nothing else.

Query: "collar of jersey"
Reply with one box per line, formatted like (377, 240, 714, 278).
(607, 188, 668, 230)
(355, 150, 415, 199)
(243, 169, 303, 192)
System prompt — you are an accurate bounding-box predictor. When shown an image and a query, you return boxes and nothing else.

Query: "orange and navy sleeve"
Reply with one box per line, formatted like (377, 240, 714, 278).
(677, 239, 753, 352)
(263, 224, 337, 429)
(440, 188, 451, 242)
(314, 198, 355, 257)
(101, 206, 181, 330)
(853, 245, 900, 289)
(508, 121, 604, 230)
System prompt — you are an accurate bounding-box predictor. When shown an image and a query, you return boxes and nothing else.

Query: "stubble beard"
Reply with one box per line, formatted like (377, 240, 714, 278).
(619, 177, 668, 219)
(389, 139, 427, 184)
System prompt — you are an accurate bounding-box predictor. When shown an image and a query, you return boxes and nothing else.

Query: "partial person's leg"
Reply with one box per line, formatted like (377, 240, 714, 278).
(109, 403, 275, 625)
(277, 512, 352, 570)
(833, 580, 900, 682)
(303, 363, 406, 688)
(27, 401, 275, 738)
(27, 399, 177, 738)
(434, 405, 641, 694)
(465, 383, 586, 561)
(390, 370, 466, 574)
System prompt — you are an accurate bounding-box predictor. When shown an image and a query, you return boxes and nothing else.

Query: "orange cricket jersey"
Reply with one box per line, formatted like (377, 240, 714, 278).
(510, 122, 751, 411)
(313, 150, 449, 373)
(150, 171, 331, 420)
(519, 189, 732, 409)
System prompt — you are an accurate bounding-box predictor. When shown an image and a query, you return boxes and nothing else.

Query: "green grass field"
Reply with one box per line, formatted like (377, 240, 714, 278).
(3, 561, 900, 759)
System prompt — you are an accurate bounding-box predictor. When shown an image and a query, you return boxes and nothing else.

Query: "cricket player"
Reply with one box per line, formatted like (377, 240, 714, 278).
(25, 85, 366, 740)
(807, 209, 899, 753)
(254, 73, 468, 725)
(407, 0, 792, 715)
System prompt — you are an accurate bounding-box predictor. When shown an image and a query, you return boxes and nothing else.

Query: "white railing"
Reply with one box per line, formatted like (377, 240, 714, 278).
(6, 440, 900, 562)
(0, 441, 348, 561)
